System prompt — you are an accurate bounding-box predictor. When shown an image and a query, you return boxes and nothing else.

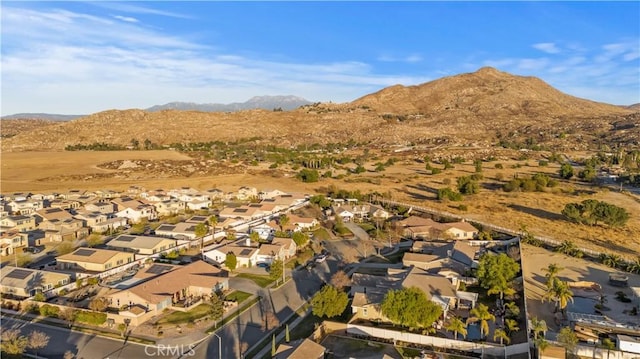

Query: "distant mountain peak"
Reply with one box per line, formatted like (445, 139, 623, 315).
(146, 95, 312, 112)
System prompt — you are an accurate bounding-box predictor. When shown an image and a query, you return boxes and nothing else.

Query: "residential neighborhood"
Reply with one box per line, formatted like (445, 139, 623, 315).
(0, 185, 639, 359)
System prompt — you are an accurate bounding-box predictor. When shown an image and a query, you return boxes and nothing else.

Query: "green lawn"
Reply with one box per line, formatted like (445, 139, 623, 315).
(312, 227, 332, 241)
(289, 314, 322, 341)
(157, 303, 213, 325)
(396, 346, 423, 358)
(224, 290, 252, 304)
(236, 273, 275, 288)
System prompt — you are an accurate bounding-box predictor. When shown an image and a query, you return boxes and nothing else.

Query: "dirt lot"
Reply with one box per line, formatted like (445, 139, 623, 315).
(521, 243, 640, 332)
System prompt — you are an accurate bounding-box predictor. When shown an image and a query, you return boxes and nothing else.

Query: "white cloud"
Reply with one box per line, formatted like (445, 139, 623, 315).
(90, 2, 192, 19)
(113, 15, 139, 23)
(532, 42, 561, 54)
(377, 54, 423, 63)
(0, 6, 430, 114)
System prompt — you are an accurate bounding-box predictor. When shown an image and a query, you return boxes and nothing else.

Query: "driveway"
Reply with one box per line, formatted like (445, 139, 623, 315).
(344, 222, 370, 241)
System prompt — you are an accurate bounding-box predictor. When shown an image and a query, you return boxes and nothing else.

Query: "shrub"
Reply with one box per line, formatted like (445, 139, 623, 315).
(87, 278, 99, 286)
(495, 163, 504, 169)
(39, 304, 60, 318)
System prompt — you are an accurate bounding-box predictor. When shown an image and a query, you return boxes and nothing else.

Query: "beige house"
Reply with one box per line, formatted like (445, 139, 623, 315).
(397, 216, 478, 240)
(106, 235, 179, 256)
(272, 237, 297, 258)
(0, 231, 28, 256)
(5, 199, 43, 215)
(1, 266, 71, 297)
(57, 248, 135, 272)
(274, 338, 326, 359)
(155, 222, 198, 240)
(153, 199, 183, 216)
(256, 243, 285, 265)
(0, 215, 36, 233)
(218, 205, 262, 220)
(288, 214, 319, 230)
(73, 211, 127, 233)
(112, 197, 158, 223)
(205, 244, 259, 268)
(84, 201, 116, 215)
(107, 261, 228, 316)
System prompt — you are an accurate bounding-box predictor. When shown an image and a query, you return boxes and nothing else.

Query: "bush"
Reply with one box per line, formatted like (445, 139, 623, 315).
(87, 278, 99, 286)
(39, 304, 60, 318)
(437, 188, 463, 201)
(538, 160, 549, 167)
(494, 163, 503, 169)
(457, 204, 468, 211)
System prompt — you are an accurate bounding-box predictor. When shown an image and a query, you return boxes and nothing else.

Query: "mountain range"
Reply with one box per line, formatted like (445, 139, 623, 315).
(1, 95, 313, 121)
(2, 67, 637, 152)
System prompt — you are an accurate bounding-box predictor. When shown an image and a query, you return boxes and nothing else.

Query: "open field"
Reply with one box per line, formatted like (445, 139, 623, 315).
(2, 150, 638, 258)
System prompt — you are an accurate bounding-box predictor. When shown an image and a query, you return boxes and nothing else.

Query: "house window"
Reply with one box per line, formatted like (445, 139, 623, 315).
(363, 308, 368, 317)
(105, 263, 112, 269)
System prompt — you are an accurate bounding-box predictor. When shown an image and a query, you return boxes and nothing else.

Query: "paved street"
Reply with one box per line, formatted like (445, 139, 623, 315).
(0, 317, 180, 359)
(191, 258, 337, 359)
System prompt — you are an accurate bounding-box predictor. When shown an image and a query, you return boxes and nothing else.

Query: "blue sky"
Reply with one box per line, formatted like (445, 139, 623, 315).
(1, 1, 639, 115)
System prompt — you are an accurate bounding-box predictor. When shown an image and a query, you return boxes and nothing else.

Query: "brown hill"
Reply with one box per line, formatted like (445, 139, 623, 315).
(2, 67, 636, 152)
(1, 119, 57, 139)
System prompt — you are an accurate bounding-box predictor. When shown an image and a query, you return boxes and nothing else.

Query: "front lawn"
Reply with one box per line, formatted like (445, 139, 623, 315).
(157, 303, 213, 324)
(313, 227, 332, 241)
(236, 273, 275, 288)
(224, 290, 252, 304)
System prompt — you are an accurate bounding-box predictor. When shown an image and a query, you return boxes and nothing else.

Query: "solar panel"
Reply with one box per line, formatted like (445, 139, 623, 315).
(234, 208, 248, 213)
(146, 264, 172, 274)
(157, 225, 175, 231)
(186, 226, 196, 232)
(75, 249, 96, 257)
(240, 249, 252, 256)
(6, 268, 32, 280)
(190, 216, 206, 221)
(118, 235, 136, 242)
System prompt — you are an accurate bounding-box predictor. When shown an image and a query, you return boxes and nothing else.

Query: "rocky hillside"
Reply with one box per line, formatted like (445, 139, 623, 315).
(2, 67, 637, 152)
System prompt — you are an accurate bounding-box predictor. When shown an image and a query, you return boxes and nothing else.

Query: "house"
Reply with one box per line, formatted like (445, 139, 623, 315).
(368, 204, 391, 221)
(153, 199, 183, 217)
(236, 186, 258, 201)
(49, 199, 82, 210)
(112, 197, 158, 223)
(4, 199, 43, 215)
(350, 267, 458, 322)
(84, 201, 116, 215)
(259, 189, 288, 200)
(334, 207, 355, 222)
(274, 338, 327, 359)
(288, 214, 319, 231)
(256, 243, 285, 265)
(617, 334, 640, 354)
(0, 231, 28, 256)
(0, 215, 36, 233)
(402, 252, 442, 270)
(218, 206, 262, 221)
(1, 266, 71, 298)
(272, 237, 296, 258)
(185, 215, 209, 224)
(35, 207, 74, 224)
(155, 222, 198, 240)
(57, 248, 135, 272)
(73, 211, 127, 233)
(37, 209, 88, 242)
(107, 261, 228, 317)
(204, 244, 259, 268)
(250, 223, 275, 240)
(106, 235, 180, 256)
(396, 216, 479, 240)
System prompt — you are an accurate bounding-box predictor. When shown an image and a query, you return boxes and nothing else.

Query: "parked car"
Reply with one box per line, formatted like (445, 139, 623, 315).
(23, 247, 41, 254)
(256, 262, 270, 269)
(315, 254, 328, 263)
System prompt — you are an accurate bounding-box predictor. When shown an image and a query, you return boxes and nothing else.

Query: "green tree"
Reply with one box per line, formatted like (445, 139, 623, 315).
(544, 279, 574, 313)
(209, 294, 224, 328)
(444, 316, 467, 340)
(249, 231, 261, 243)
(33, 292, 46, 302)
(477, 231, 492, 240)
(467, 304, 495, 339)
(381, 287, 443, 331)
(476, 253, 520, 300)
(311, 285, 348, 318)
(457, 176, 480, 195)
(292, 231, 309, 247)
(297, 168, 319, 182)
(278, 214, 290, 231)
(557, 326, 578, 355)
(505, 318, 519, 336)
(56, 241, 74, 255)
(543, 263, 563, 290)
(270, 259, 284, 283)
(86, 233, 103, 248)
(225, 252, 237, 271)
(88, 297, 109, 312)
(559, 163, 574, 179)
(1, 329, 28, 355)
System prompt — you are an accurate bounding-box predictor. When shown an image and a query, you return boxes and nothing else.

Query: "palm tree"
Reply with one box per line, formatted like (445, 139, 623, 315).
(505, 318, 519, 336)
(530, 317, 547, 341)
(555, 281, 574, 313)
(534, 337, 549, 359)
(467, 304, 495, 339)
(444, 316, 467, 340)
(493, 328, 510, 345)
(543, 263, 563, 288)
(208, 215, 218, 241)
(626, 257, 640, 274)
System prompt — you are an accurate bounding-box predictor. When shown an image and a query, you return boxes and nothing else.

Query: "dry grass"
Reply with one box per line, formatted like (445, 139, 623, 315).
(2, 150, 638, 259)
